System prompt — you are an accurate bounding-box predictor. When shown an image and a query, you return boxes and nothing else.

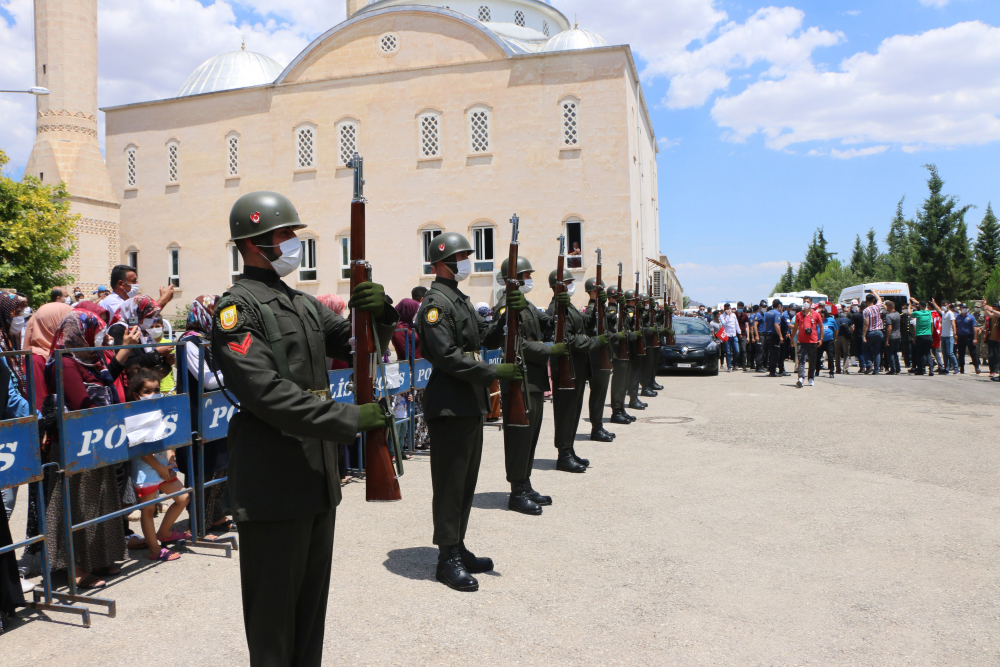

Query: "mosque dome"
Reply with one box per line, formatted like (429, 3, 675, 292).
(176, 49, 284, 97)
(538, 26, 607, 53)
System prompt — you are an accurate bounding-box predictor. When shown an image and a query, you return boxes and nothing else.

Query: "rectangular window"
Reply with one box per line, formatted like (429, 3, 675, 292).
(468, 109, 490, 153)
(472, 227, 494, 273)
(419, 113, 440, 158)
(421, 229, 443, 275)
(168, 248, 180, 287)
(565, 221, 583, 269)
(228, 135, 239, 176)
(297, 127, 315, 169)
(126, 147, 137, 186)
(339, 121, 358, 166)
(339, 237, 350, 280)
(300, 238, 317, 281)
(562, 100, 578, 146)
(230, 244, 241, 283)
(128, 250, 138, 272)
(167, 143, 179, 183)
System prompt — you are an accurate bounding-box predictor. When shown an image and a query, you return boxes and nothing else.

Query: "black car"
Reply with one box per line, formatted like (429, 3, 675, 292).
(657, 316, 721, 375)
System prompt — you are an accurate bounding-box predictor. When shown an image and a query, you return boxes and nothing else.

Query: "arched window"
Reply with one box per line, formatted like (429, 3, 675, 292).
(337, 118, 359, 166)
(564, 217, 583, 269)
(418, 110, 441, 158)
(467, 104, 492, 154)
(471, 223, 495, 273)
(166, 140, 179, 183)
(125, 144, 137, 187)
(514, 10, 524, 27)
(543, 20, 549, 37)
(478, 5, 490, 21)
(420, 226, 443, 275)
(561, 96, 579, 146)
(226, 131, 240, 177)
(295, 123, 316, 169)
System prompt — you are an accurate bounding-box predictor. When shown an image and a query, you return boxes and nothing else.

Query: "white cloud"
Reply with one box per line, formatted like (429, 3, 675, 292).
(845, 10, 862, 17)
(712, 21, 1000, 151)
(920, 0, 950, 7)
(658, 136, 681, 149)
(830, 145, 888, 159)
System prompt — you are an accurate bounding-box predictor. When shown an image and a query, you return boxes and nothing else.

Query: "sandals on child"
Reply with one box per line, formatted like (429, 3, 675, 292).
(150, 548, 180, 562)
(158, 529, 190, 544)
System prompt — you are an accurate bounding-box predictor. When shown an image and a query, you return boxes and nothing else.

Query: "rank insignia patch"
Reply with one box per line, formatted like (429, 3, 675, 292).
(425, 307, 440, 324)
(220, 305, 238, 330)
(228, 333, 253, 356)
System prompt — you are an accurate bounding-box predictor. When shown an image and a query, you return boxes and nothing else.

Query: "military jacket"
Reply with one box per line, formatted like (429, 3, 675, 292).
(496, 293, 554, 394)
(583, 298, 618, 362)
(416, 278, 504, 419)
(621, 302, 641, 354)
(546, 297, 596, 380)
(212, 266, 398, 522)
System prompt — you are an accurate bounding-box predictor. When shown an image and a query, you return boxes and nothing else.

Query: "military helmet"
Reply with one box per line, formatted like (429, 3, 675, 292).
(606, 286, 619, 298)
(548, 269, 575, 288)
(624, 289, 636, 300)
(427, 232, 473, 264)
(584, 276, 605, 293)
(230, 191, 306, 241)
(638, 292, 648, 300)
(499, 256, 534, 279)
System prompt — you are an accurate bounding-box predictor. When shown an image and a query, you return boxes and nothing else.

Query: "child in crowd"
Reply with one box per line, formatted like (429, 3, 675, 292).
(127, 368, 189, 561)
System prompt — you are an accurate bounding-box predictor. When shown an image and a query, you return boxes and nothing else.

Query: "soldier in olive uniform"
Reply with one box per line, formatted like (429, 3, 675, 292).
(649, 300, 665, 391)
(637, 294, 658, 398)
(624, 290, 648, 411)
(547, 270, 609, 473)
(414, 232, 523, 592)
(495, 256, 567, 515)
(607, 286, 636, 425)
(583, 276, 616, 442)
(212, 192, 397, 667)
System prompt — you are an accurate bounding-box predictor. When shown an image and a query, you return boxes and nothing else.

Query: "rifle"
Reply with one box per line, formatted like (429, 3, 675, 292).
(648, 278, 660, 349)
(634, 271, 646, 356)
(553, 235, 576, 390)
(664, 288, 675, 345)
(348, 152, 402, 503)
(503, 214, 529, 427)
(595, 248, 613, 371)
(616, 262, 629, 361)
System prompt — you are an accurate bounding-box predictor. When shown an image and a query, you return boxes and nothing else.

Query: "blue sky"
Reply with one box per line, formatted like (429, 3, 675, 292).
(1, 0, 998, 306)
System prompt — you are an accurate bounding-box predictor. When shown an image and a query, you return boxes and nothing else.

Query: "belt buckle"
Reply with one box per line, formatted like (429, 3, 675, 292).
(310, 388, 331, 402)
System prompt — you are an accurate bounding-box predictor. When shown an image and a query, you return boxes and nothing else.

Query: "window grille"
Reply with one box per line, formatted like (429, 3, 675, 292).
(227, 135, 239, 176)
(168, 248, 180, 287)
(472, 227, 494, 273)
(651, 269, 664, 298)
(420, 113, 440, 158)
(421, 229, 443, 275)
(514, 10, 524, 26)
(126, 147, 136, 186)
(339, 122, 358, 166)
(469, 109, 490, 153)
(562, 100, 578, 146)
(543, 20, 549, 36)
(379, 33, 398, 54)
(339, 237, 350, 279)
(167, 143, 178, 182)
(478, 6, 490, 21)
(297, 127, 315, 168)
(300, 238, 317, 281)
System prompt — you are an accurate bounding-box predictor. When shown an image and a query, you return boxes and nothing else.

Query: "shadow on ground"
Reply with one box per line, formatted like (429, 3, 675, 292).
(383, 547, 438, 581)
(471, 491, 508, 510)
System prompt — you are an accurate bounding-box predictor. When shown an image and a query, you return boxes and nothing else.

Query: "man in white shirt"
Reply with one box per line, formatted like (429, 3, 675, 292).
(935, 299, 958, 374)
(719, 303, 741, 372)
(99, 264, 174, 318)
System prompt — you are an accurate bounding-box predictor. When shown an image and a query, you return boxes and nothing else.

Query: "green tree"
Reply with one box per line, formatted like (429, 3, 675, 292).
(974, 203, 1000, 289)
(905, 165, 974, 301)
(884, 198, 911, 284)
(984, 264, 1000, 306)
(773, 262, 796, 294)
(809, 259, 860, 303)
(0, 149, 77, 306)
(795, 228, 835, 290)
(864, 228, 882, 275)
(848, 234, 866, 276)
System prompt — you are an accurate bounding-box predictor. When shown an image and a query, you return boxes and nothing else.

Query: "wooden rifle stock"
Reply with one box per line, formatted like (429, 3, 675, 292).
(503, 215, 529, 427)
(665, 290, 675, 345)
(634, 272, 646, 356)
(649, 293, 660, 349)
(553, 235, 575, 390)
(348, 153, 401, 503)
(595, 249, 612, 371)
(616, 262, 629, 361)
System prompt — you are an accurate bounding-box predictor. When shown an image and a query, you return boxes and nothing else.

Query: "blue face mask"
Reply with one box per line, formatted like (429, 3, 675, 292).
(737, 308, 744, 313)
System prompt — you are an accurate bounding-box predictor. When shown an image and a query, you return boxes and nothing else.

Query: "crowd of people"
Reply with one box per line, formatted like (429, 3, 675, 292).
(693, 293, 1000, 385)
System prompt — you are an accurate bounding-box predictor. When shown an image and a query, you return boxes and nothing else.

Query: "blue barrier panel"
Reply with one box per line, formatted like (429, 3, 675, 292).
(201, 391, 237, 442)
(0, 416, 43, 490)
(59, 393, 192, 475)
(413, 359, 432, 389)
(328, 362, 411, 403)
(484, 348, 502, 365)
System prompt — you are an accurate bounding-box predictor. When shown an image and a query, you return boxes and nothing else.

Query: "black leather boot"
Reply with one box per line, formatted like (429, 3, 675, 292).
(651, 381, 664, 390)
(610, 410, 632, 425)
(590, 428, 613, 442)
(601, 427, 616, 439)
(571, 447, 590, 468)
(459, 542, 495, 573)
(627, 398, 647, 410)
(525, 479, 552, 506)
(623, 410, 637, 422)
(508, 482, 543, 516)
(556, 449, 586, 473)
(640, 387, 657, 398)
(436, 545, 479, 591)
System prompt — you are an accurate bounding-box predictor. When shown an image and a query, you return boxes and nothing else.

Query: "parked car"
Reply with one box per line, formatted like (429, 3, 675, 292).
(658, 316, 720, 375)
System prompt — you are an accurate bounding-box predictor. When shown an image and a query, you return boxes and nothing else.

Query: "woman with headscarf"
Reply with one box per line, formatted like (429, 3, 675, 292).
(42, 312, 133, 589)
(316, 294, 350, 371)
(73, 299, 110, 325)
(108, 295, 174, 378)
(175, 295, 232, 534)
(391, 298, 422, 360)
(22, 301, 72, 408)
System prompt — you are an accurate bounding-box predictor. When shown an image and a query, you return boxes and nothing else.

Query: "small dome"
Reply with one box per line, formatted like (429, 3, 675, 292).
(538, 26, 607, 53)
(176, 50, 284, 97)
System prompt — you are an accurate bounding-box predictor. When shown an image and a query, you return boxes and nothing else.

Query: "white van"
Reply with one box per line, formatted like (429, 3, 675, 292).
(770, 293, 804, 308)
(794, 290, 829, 304)
(838, 282, 911, 309)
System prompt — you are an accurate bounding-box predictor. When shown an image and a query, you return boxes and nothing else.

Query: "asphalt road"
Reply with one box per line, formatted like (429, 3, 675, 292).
(4, 368, 999, 665)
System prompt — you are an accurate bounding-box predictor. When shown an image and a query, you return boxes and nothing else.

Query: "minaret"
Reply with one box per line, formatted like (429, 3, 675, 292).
(24, 0, 120, 292)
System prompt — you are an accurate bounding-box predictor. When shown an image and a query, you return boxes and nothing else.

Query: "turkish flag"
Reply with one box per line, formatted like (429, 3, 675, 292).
(716, 327, 728, 342)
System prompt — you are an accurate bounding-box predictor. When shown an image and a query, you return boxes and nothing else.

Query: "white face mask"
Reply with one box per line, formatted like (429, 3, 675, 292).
(64, 296, 72, 304)
(150, 327, 164, 340)
(10, 316, 24, 334)
(138, 392, 162, 401)
(23, 307, 31, 317)
(259, 237, 302, 278)
(127, 283, 140, 298)
(566, 282, 576, 296)
(453, 258, 472, 282)
(961, 308, 968, 314)
(521, 278, 533, 294)
(141, 317, 156, 330)
(94, 330, 106, 346)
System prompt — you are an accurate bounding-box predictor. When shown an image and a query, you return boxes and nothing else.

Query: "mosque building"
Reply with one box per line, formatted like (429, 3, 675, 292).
(28, 0, 682, 313)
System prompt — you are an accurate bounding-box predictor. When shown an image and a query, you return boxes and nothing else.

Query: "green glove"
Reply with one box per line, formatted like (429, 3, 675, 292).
(357, 403, 393, 432)
(555, 292, 572, 305)
(349, 281, 385, 318)
(607, 332, 620, 343)
(495, 363, 524, 381)
(596, 334, 609, 347)
(597, 289, 608, 304)
(507, 290, 527, 312)
(549, 342, 570, 357)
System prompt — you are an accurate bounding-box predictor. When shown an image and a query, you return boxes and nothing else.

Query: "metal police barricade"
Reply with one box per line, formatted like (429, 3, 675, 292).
(192, 341, 238, 556)
(52, 341, 199, 615)
(0, 351, 91, 626)
(482, 348, 503, 430)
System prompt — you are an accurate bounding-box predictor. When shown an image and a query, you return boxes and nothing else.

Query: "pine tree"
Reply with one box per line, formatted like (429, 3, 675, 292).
(795, 228, 835, 290)
(864, 228, 881, 275)
(849, 235, 866, 276)
(773, 262, 796, 294)
(907, 165, 974, 301)
(974, 203, 1000, 286)
(885, 197, 911, 286)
